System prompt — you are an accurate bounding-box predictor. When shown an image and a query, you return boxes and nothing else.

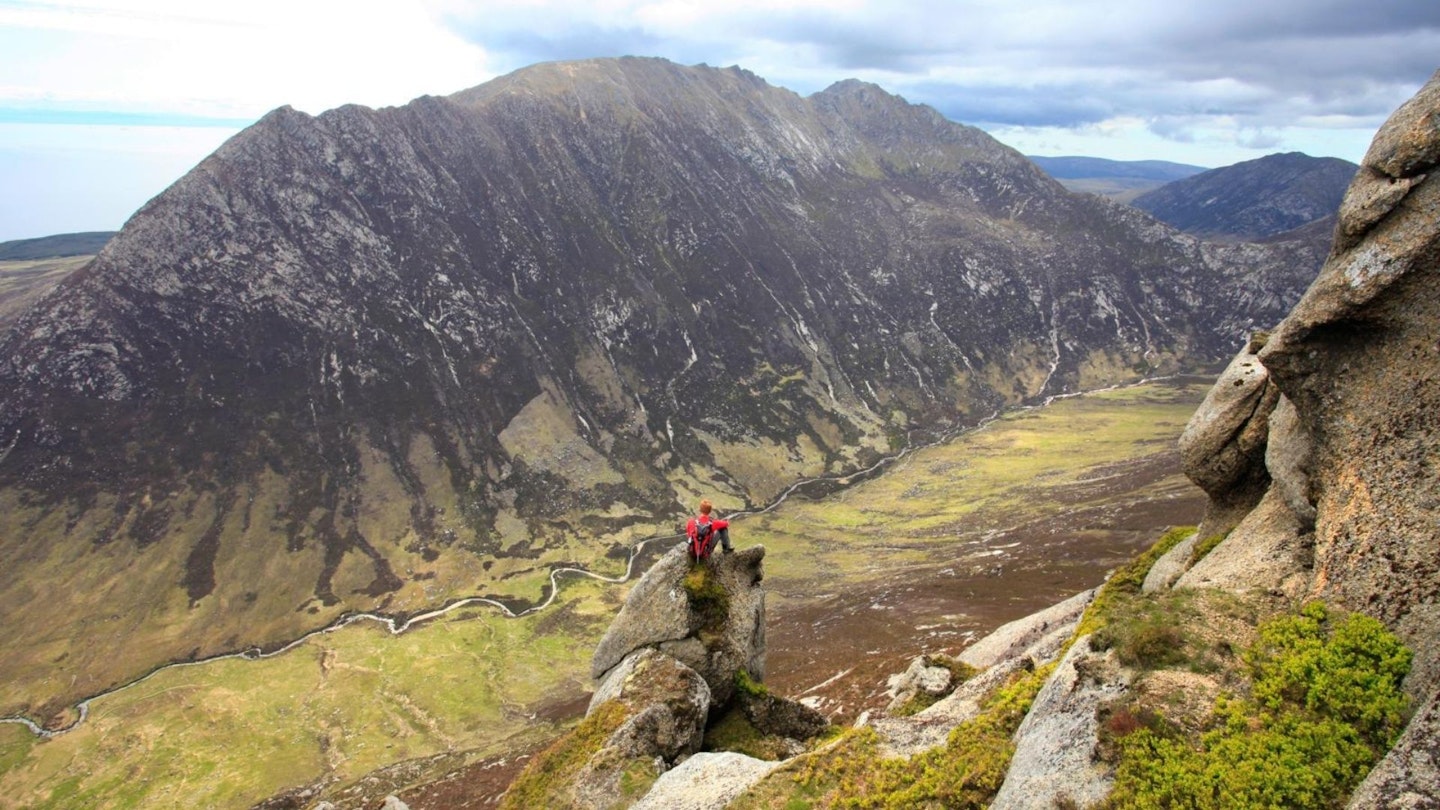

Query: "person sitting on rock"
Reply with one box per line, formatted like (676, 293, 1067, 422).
(686, 499, 733, 562)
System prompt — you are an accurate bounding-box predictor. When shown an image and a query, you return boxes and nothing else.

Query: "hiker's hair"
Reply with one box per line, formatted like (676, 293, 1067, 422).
(699, 499, 713, 515)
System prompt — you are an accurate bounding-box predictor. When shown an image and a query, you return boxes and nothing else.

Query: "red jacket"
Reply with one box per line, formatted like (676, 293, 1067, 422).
(686, 514, 728, 542)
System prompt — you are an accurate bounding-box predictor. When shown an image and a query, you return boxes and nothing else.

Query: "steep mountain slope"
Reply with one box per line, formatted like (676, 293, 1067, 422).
(0, 57, 1324, 723)
(1028, 156, 1206, 201)
(1132, 151, 1358, 240)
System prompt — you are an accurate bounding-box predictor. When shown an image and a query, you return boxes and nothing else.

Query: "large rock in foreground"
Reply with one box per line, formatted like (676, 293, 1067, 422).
(1152, 69, 1440, 809)
(592, 545, 767, 707)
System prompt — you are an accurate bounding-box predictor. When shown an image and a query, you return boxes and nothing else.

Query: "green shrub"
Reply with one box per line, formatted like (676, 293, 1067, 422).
(1105, 602, 1412, 809)
(735, 668, 769, 698)
(1246, 602, 1412, 749)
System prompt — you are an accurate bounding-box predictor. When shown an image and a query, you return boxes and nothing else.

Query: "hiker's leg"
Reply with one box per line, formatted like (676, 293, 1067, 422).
(717, 526, 732, 552)
(704, 532, 720, 559)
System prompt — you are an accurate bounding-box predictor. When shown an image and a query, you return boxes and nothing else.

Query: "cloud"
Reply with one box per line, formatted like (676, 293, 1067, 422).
(432, 0, 1439, 153)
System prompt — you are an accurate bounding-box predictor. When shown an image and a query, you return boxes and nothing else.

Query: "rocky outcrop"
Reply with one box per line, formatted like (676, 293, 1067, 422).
(513, 542, 826, 808)
(629, 752, 782, 810)
(1173, 487, 1310, 597)
(1146, 70, 1440, 808)
(991, 635, 1132, 810)
(1178, 341, 1282, 539)
(1257, 70, 1440, 701)
(593, 545, 767, 707)
(1140, 531, 1197, 593)
(953, 587, 1094, 670)
(883, 656, 955, 713)
(586, 648, 712, 765)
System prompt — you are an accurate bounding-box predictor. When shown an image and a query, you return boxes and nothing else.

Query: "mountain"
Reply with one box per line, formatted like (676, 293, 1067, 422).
(1132, 151, 1358, 240)
(496, 69, 1440, 809)
(0, 57, 1325, 724)
(1028, 156, 1207, 201)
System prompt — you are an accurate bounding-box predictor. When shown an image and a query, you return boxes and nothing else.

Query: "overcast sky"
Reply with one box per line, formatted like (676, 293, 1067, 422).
(1, 0, 1435, 242)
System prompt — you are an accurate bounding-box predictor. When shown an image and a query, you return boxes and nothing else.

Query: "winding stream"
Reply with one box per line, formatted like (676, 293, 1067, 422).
(0, 375, 1192, 739)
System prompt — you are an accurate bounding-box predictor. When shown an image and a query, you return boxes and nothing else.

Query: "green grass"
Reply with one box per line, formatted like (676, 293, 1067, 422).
(498, 700, 631, 810)
(1189, 532, 1228, 565)
(746, 382, 1207, 591)
(0, 578, 615, 809)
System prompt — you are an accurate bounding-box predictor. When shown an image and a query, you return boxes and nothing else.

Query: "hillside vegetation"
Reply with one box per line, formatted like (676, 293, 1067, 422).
(0, 380, 1207, 809)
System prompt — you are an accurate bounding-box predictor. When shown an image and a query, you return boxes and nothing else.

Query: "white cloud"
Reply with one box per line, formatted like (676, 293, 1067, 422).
(0, 0, 492, 118)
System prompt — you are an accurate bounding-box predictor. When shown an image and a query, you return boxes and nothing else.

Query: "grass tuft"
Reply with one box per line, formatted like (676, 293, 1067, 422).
(498, 700, 629, 810)
(1075, 525, 1195, 640)
(1189, 532, 1227, 565)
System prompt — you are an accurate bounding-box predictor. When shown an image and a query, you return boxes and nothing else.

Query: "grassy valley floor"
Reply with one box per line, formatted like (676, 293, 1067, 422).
(0, 378, 1209, 809)
(754, 380, 1208, 720)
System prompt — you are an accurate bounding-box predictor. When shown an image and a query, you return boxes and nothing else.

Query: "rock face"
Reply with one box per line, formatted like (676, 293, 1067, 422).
(1177, 340, 1281, 538)
(1154, 71, 1440, 808)
(0, 56, 1328, 719)
(1132, 151, 1359, 240)
(991, 635, 1132, 810)
(629, 752, 782, 810)
(593, 545, 766, 707)
(1258, 69, 1440, 695)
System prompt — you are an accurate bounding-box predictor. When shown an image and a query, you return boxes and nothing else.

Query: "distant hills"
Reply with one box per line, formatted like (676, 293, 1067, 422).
(1131, 152, 1358, 240)
(1027, 156, 1207, 202)
(0, 230, 114, 260)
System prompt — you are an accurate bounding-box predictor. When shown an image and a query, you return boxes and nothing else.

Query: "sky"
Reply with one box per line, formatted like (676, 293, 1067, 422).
(1, 0, 1436, 242)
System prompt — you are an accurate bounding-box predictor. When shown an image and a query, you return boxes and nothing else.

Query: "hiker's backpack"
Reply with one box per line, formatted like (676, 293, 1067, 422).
(689, 518, 715, 561)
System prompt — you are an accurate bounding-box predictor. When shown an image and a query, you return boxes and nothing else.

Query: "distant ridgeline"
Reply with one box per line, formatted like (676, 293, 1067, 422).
(1130, 152, 1359, 241)
(1027, 155, 1207, 202)
(0, 231, 114, 260)
(0, 57, 1330, 726)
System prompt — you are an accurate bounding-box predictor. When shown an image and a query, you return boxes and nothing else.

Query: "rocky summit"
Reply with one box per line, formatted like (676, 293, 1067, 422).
(0, 57, 1324, 722)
